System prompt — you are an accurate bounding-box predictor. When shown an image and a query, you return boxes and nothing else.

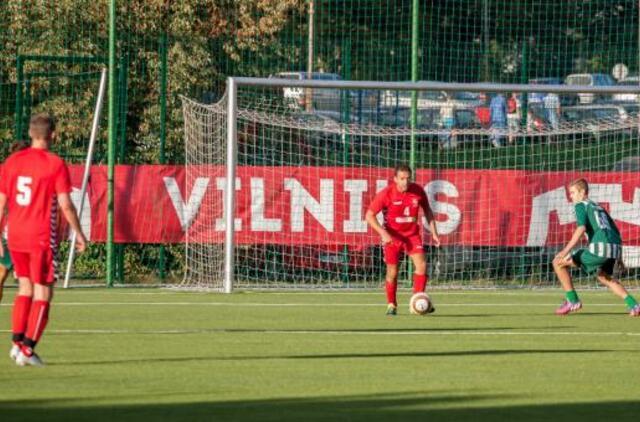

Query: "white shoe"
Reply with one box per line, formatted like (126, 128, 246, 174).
(15, 351, 44, 367)
(9, 344, 20, 361)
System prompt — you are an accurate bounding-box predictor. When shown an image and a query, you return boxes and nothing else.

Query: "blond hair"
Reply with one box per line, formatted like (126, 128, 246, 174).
(570, 178, 589, 195)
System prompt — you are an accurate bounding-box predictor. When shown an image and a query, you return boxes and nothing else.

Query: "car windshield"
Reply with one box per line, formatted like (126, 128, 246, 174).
(396, 90, 446, 101)
(454, 110, 478, 128)
(274, 73, 301, 80)
(592, 108, 618, 119)
(418, 109, 440, 128)
(562, 109, 587, 121)
(530, 78, 561, 85)
(314, 73, 340, 80)
(566, 75, 591, 85)
(452, 92, 479, 101)
(594, 74, 614, 85)
(419, 91, 446, 101)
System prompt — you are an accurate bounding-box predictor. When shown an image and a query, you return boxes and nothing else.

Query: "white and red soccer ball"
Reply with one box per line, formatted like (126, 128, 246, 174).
(409, 292, 433, 315)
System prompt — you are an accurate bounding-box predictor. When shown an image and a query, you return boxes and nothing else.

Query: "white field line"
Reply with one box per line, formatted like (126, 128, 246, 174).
(0, 328, 637, 337)
(0, 302, 632, 307)
(152, 290, 640, 295)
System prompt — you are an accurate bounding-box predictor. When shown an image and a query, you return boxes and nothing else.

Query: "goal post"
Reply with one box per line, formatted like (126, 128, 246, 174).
(181, 77, 640, 292)
(223, 77, 238, 294)
(63, 67, 108, 288)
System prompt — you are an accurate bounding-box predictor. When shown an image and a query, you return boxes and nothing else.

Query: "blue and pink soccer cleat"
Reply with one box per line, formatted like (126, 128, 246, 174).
(629, 304, 640, 317)
(555, 300, 582, 315)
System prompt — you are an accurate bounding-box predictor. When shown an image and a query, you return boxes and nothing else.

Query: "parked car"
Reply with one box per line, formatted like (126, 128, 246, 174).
(562, 104, 628, 122)
(618, 102, 640, 117)
(380, 85, 482, 110)
(528, 77, 563, 104)
(613, 76, 640, 102)
(527, 77, 576, 106)
(270, 71, 343, 111)
(439, 106, 486, 148)
(377, 106, 441, 131)
(562, 104, 631, 141)
(564, 73, 615, 104)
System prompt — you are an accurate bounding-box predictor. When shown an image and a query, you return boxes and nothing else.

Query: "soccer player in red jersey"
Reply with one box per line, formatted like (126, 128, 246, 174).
(0, 113, 87, 366)
(366, 164, 440, 315)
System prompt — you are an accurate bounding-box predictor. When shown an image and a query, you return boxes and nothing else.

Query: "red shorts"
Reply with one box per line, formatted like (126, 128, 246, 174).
(10, 249, 56, 285)
(383, 235, 424, 265)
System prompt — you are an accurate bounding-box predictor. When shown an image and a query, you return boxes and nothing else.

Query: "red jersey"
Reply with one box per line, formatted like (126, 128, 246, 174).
(0, 147, 72, 252)
(368, 182, 430, 237)
(476, 106, 491, 128)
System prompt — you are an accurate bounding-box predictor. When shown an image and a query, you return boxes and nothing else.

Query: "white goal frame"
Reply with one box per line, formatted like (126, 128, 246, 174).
(221, 77, 640, 293)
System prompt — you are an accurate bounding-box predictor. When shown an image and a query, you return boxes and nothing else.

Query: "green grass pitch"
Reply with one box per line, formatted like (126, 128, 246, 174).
(0, 288, 639, 421)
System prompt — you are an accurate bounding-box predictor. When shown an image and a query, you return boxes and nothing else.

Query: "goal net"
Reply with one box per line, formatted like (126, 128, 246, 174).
(181, 79, 640, 290)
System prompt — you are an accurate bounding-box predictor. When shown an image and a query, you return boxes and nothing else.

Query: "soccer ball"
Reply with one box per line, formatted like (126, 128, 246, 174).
(409, 292, 433, 315)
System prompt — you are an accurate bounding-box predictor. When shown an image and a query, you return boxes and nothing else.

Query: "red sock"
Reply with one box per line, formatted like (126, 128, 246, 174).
(24, 300, 50, 348)
(413, 273, 427, 293)
(12, 295, 32, 343)
(385, 280, 397, 306)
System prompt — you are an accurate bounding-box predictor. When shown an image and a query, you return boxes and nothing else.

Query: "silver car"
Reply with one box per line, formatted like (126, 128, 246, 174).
(270, 71, 342, 111)
(565, 73, 615, 104)
(613, 76, 640, 102)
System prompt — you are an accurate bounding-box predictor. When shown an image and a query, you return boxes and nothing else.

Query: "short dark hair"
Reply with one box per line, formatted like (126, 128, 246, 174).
(29, 112, 56, 140)
(394, 163, 412, 176)
(570, 178, 589, 195)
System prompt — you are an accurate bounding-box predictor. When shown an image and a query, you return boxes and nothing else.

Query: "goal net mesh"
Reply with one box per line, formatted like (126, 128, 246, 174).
(182, 83, 640, 290)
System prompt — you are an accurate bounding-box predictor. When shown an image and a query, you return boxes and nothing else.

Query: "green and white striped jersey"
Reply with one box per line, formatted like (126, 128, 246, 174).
(575, 199, 622, 258)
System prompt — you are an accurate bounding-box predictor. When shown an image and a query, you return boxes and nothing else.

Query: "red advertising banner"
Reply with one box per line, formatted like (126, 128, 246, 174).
(62, 165, 640, 248)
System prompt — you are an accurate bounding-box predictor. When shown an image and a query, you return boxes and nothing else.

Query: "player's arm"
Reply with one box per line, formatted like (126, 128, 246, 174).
(365, 192, 393, 244)
(554, 202, 586, 263)
(420, 191, 441, 247)
(365, 209, 392, 244)
(55, 161, 88, 253)
(553, 226, 586, 263)
(57, 192, 87, 253)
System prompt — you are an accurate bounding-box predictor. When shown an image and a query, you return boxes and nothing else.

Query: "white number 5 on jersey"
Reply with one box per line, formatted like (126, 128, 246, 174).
(16, 176, 32, 206)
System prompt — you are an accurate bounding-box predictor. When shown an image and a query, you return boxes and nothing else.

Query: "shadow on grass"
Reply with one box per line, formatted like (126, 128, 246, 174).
(46, 326, 575, 337)
(51, 348, 615, 366)
(0, 392, 638, 422)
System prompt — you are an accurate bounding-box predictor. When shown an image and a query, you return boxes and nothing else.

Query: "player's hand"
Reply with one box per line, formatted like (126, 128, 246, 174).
(431, 233, 441, 247)
(75, 233, 88, 253)
(380, 231, 393, 245)
(553, 251, 569, 265)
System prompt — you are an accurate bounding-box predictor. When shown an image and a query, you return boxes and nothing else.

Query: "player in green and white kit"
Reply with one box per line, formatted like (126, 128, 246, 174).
(552, 178, 640, 316)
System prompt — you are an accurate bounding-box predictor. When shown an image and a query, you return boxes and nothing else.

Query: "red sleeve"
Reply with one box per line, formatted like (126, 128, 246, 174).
(55, 161, 72, 194)
(368, 188, 388, 214)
